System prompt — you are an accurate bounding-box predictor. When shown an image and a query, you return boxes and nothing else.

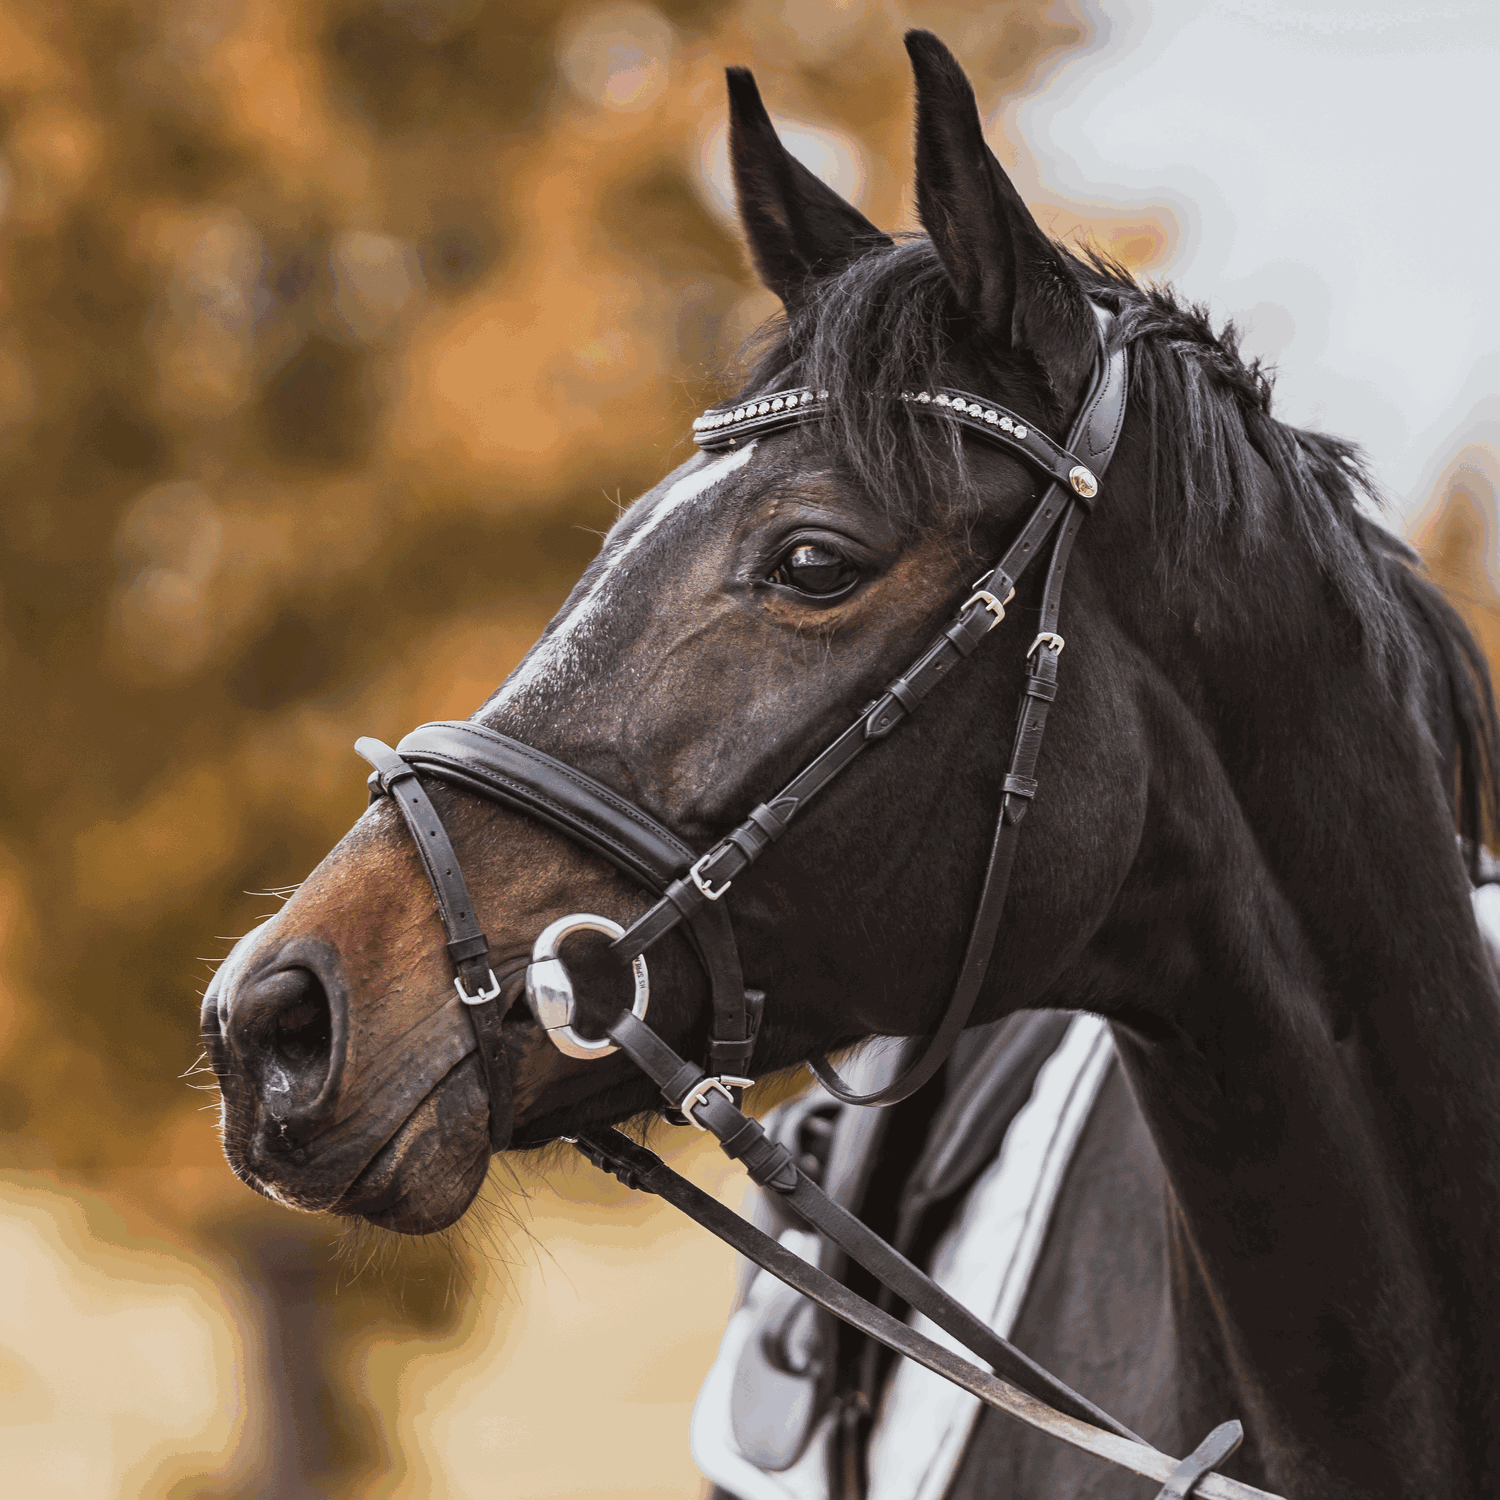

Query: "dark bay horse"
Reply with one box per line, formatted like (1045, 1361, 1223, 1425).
(199, 30, 1500, 1499)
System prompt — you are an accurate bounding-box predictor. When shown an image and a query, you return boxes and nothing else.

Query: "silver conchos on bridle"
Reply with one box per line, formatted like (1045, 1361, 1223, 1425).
(525, 913, 649, 1061)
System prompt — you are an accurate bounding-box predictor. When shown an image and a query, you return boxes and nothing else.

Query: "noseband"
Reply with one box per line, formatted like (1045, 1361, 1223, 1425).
(352, 307, 1279, 1498)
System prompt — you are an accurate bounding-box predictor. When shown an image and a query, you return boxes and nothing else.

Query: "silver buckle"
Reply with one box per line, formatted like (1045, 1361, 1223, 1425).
(680, 1077, 733, 1129)
(1027, 632, 1066, 657)
(454, 969, 502, 1005)
(679, 1075, 754, 1130)
(689, 850, 732, 901)
(525, 914, 651, 1062)
(961, 585, 1016, 631)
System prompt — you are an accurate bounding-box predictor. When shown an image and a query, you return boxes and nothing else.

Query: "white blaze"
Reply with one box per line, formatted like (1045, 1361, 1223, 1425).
(493, 442, 757, 713)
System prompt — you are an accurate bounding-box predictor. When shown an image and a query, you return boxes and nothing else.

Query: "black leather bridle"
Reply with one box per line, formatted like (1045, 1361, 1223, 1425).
(351, 307, 1281, 1499)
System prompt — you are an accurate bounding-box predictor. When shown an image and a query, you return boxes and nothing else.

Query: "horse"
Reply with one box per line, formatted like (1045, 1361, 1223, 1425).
(199, 29, 1500, 1500)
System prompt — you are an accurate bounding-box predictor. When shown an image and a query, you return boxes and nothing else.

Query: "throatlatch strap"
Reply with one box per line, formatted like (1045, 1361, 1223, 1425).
(354, 737, 514, 1153)
(574, 1129, 1273, 1500)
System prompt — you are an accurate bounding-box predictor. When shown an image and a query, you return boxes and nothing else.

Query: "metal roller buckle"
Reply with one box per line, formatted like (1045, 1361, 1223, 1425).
(961, 584, 1017, 632)
(689, 849, 733, 901)
(680, 1075, 756, 1130)
(454, 969, 503, 1005)
(525, 914, 650, 1062)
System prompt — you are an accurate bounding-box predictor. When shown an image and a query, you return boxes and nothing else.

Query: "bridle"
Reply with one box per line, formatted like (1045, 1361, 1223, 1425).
(352, 306, 1283, 1500)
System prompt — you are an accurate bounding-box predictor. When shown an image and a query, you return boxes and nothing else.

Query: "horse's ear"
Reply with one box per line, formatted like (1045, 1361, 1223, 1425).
(727, 67, 892, 306)
(905, 31, 1096, 398)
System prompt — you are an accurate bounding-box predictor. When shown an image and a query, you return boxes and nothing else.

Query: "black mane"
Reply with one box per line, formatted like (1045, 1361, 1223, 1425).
(731, 235, 1500, 868)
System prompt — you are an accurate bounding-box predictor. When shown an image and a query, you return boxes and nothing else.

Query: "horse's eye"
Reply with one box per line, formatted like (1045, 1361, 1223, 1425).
(771, 543, 859, 598)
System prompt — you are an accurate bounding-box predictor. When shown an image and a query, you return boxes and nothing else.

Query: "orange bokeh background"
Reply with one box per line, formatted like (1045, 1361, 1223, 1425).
(1, 2, 1494, 1496)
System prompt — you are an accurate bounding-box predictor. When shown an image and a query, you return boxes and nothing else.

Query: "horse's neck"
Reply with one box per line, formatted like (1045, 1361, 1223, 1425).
(1084, 652, 1500, 1498)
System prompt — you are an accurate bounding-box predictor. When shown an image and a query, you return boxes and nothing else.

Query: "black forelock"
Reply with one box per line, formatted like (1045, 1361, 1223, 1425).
(730, 236, 1405, 654)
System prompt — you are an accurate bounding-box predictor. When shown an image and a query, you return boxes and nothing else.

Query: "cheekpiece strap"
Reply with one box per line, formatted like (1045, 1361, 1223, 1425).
(353, 736, 514, 1153)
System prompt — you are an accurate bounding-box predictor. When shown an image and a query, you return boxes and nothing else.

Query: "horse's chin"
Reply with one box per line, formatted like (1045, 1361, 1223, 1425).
(334, 1054, 493, 1235)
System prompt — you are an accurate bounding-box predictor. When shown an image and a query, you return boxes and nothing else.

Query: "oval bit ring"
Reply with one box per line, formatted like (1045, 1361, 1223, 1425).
(525, 914, 650, 1062)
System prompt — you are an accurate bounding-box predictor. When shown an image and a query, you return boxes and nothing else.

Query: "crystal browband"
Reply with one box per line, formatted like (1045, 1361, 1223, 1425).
(691, 384, 1101, 503)
(691, 386, 829, 446)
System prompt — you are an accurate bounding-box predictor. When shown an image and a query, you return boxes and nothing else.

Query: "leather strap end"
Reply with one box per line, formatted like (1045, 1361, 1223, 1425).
(717, 1115, 798, 1193)
(744, 988, 766, 1045)
(747, 799, 797, 841)
(865, 694, 905, 739)
(354, 736, 412, 791)
(1153, 1420, 1243, 1499)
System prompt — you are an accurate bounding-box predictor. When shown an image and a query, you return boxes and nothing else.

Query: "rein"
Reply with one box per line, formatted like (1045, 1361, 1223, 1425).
(352, 306, 1284, 1500)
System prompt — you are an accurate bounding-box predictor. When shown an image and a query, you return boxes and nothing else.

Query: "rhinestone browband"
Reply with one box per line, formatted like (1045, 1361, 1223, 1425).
(690, 383, 1098, 504)
(899, 390, 1029, 439)
(691, 387, 829, 447)
(690, 384, 1036, 450)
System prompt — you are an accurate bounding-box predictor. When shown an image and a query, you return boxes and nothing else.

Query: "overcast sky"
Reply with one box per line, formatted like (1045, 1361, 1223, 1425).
(1015, 0, 1499, 530)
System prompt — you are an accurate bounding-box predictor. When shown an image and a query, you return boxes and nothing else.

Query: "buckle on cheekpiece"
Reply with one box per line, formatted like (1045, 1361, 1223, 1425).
(961, 589, 1009, 629)
(454, 970, 502, 1005)
(689, 849, 733, 901)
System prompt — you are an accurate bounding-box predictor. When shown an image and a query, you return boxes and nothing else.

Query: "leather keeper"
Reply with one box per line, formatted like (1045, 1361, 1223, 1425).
(1024, 677, 1058, 701)
(660, 1061, 704, 1107)
(725, 825, 767, 863)
(709, 1036, 755, 1073)
(446, 933, 490, 965)
(943, 615, 988, 657)
(665, 875, 706, 920)
(1003, 774, 1038, 799)
(888, 677, 921, 714)
(747, 799, 795, 840)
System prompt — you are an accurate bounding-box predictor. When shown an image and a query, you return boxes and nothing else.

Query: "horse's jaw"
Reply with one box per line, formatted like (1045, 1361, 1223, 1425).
(329, 1054, 492, 1234)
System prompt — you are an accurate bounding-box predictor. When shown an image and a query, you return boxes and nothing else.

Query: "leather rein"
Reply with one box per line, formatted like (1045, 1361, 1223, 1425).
(352, 306, 1284, 1500)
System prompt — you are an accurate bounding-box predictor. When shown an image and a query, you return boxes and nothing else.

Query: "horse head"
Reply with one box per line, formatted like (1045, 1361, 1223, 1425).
(201, 33, 1163, 1233)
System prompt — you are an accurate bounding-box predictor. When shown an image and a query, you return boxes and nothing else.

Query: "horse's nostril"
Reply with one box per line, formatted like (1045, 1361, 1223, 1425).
(232, 961, 345, 1130)
(273, 984, 332, 1070)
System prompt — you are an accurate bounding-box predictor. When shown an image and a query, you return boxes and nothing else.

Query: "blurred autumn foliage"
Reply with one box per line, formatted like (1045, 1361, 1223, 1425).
(0, 2, 1151, 1493)
(0, 0, 1124, 1183)
(0, 0, 1494, 1495)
